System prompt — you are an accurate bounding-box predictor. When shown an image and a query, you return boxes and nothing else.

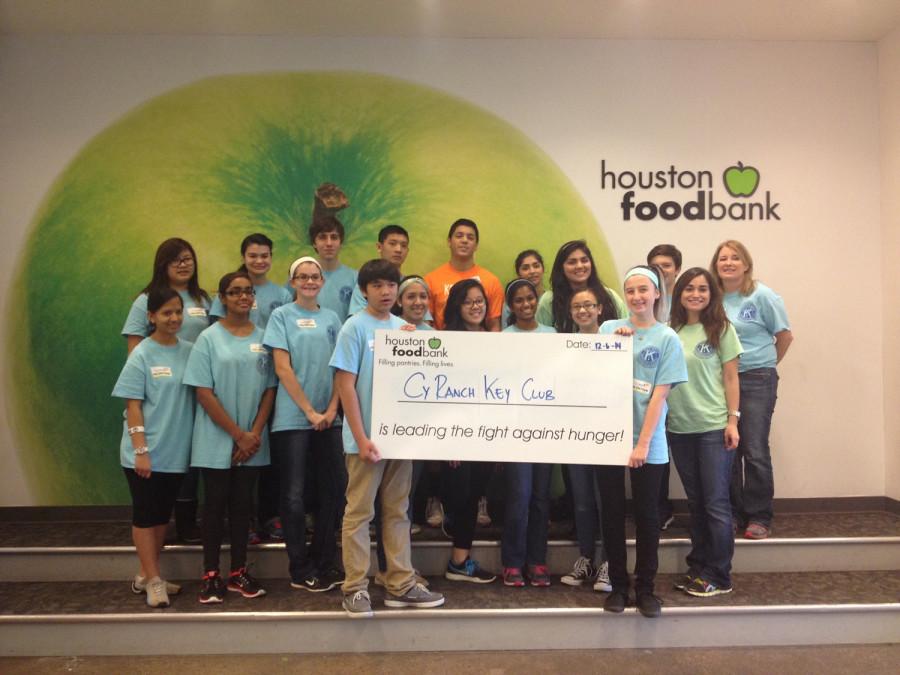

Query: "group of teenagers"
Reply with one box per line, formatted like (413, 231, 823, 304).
(114, 213, 792, 620)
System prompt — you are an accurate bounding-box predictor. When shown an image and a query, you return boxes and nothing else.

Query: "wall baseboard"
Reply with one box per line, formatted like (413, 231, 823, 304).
(1, 496, 897, 522)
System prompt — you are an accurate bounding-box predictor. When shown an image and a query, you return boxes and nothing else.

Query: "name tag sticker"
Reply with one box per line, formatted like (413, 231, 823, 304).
(368, 339, 375, 352)
(250, 343, 267, 353)
(187, 307, 207, 317)
(633, 379, 652, 395)
(297, 318, 317, 328)
(151, 366, 172, 378)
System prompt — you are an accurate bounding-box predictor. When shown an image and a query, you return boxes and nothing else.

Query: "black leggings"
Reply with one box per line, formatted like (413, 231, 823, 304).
(441, 461, 494, 550)
(201, 466, 259, 574)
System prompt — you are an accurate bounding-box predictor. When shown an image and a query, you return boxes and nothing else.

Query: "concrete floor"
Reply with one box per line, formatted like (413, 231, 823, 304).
(2, 645, 898, 675)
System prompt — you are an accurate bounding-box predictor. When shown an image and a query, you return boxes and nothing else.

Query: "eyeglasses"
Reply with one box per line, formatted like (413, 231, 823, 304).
(571, 302, 597, 312)
(170, 256, 195, 267)
(462, 297, 486, 308)
(292, 274, 323, 282)
(225, 287, 256, 298)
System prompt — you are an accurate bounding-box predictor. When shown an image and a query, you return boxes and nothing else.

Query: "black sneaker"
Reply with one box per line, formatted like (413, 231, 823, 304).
(199, 571, 225, 604)
(445, 557, 496, 583)
(560, 556, 596, 587)
(673, 573, 695, 591)
(603, 589, 628, 613)
(684, 577, 733, 597)
(291, 574, 329, 592)
(636, 592, 662, 618)
(227, 567, 266, 598)
(319, 566, 346, 590)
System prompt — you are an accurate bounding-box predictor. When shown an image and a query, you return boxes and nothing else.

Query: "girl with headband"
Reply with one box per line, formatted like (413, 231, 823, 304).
(263, 256, 346, 593)
(500, 279, 555, 588)
(596, 265, 687, 618)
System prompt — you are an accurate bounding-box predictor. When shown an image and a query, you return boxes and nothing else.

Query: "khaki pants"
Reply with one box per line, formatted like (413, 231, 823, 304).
(341, 455, 414, 595)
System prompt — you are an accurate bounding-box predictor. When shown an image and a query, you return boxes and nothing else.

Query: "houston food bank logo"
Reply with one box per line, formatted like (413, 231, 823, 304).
(601, 160, 780, 221)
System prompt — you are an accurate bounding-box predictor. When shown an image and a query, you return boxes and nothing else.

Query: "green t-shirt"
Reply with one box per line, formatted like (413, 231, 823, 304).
(667, 322, 743, 434)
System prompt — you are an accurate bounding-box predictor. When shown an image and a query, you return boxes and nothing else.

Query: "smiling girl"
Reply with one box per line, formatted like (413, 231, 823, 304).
(596, 265, 687, 618)
(667, 268, 743, 597)
(113, 288, 195, 608)
(184, 271, 277, 604)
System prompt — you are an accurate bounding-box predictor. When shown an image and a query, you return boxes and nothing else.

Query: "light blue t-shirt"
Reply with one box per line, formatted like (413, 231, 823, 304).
(600, 319, 688, 464)
(184, 323, 276, 469)
(723, 282, 790, 372)
(263, 303, 342, 432)
(318, 264, 358, 323)
(329, 311, 408, 455)
(502, 323, 557, 333)
(122, 290, 211, 344)
(112, 337, 195, 472)
(209, 280, 291, 330)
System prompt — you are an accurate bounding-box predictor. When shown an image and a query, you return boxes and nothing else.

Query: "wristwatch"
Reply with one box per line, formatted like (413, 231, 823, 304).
(728, 410, 741, 419)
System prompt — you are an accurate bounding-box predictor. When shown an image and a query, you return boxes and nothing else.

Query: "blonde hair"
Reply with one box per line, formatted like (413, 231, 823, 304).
(710, 240, 756, 295)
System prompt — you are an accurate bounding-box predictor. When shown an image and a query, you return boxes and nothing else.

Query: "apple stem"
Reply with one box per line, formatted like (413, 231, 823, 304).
(736, 161, 744, 169)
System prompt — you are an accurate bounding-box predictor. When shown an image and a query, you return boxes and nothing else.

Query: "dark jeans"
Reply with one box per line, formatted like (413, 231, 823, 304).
(375, 459, 423, 572)
(669, 430, 735, 588)
(566, 464, 606, 562)
(441, 461, 494, 551)
(274, 427, 346, 581)
(201, 466, 259, 573)
(501, 462, 552, 568)
(658, 461, 673, 523)
(256, 463, 280, 526)
(596, 462, 665, 595)
(731, 367, 779, 527)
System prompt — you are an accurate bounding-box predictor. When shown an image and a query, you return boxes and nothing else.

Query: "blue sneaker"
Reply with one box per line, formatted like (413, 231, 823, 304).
(445, 557, 496, 584)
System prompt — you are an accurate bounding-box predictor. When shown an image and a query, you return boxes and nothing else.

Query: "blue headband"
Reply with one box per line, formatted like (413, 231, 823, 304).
(624, 267, 659, 289)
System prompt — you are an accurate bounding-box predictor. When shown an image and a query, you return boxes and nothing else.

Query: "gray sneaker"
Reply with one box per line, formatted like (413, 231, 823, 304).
(145, 576, 170, 608)
(593, 561, 612, 592)
(383, 583, 445, 609)
(132, 574, 181, 595)
(342, 590, 374, 618)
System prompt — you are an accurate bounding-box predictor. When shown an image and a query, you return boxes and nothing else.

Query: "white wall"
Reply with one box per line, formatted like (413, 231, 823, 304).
(0, 35, 888, 503)
(879, 27, 900, 501)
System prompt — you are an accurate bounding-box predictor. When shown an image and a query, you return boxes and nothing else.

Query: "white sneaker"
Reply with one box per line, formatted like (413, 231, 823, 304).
(132, 574, 181, 595)
(593, 561, 612, 592)
(145, 576, 170, 608)
(476, 496, 492, 527)
(425, 497, 444, 528)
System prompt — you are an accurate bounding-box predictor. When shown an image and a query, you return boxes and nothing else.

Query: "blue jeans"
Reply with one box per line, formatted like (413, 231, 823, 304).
(669, 429, 735, 588)
(501, 462, 552, 568)
(566, 464, 606, 562)
(731, 368, 779, 527)
(375, 460, 423, 572)
(274, 427, 346, 582)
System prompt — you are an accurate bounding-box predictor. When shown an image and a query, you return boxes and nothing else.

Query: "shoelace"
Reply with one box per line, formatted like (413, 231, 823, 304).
(573, 556, 590, 575)
(351, 590, 369, 603)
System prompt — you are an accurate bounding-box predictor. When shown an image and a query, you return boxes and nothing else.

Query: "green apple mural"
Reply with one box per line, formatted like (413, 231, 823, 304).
(722, 161, 760, 198)
(6, 71, 616, 504)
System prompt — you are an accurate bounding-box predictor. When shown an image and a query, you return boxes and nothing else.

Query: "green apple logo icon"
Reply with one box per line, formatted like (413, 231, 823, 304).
(723, 162, 760, 198)
(428, 337, 442, 349)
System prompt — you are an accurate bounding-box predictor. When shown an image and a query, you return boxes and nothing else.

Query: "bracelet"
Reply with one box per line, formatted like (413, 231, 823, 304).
(728, 410, 741, 419)
(128, 426, 145, 435)
(133, 446, 150, 455)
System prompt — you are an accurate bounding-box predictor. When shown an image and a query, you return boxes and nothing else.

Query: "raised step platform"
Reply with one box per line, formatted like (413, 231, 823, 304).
(1, 572, 899, 655)
(2, 511, 898, 581)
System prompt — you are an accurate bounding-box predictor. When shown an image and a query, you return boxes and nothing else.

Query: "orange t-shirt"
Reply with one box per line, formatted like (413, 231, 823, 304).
(424, 263, 504, 329)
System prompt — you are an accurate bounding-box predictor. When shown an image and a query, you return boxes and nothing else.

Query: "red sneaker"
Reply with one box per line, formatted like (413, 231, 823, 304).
(502, 567, 525, 587)
(528, 564, 551, 587)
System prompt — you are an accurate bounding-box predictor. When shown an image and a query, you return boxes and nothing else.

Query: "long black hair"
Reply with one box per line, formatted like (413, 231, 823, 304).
(443, 279, 488, 332)
(549, 240, 618, 333)
(139, 238, 209, 305)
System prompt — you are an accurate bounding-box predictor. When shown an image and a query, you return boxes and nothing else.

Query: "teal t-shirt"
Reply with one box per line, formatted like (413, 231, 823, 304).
(319, 264, 358, 323)
(263, 303, 342, 432)
(536, 286, 627, 329)
(667, 323, 743, 434)
(600, 318, 688, 464)
(122, 290, 210, 344)
(502, 323, 557, 333)
(112, 337, 195, 472)
(723, 282, 789, 372)
(350, 283, 434, 322)
(328, 311, 408, 455)
(184, 323, 276, 469)
(209, 280, 291, 330)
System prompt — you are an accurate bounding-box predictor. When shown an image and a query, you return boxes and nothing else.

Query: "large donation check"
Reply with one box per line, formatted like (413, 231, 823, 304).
(371, 330, 633, 465)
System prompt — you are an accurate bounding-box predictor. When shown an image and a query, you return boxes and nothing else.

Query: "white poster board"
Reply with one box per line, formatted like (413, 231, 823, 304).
(371, 330, 633, 464)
